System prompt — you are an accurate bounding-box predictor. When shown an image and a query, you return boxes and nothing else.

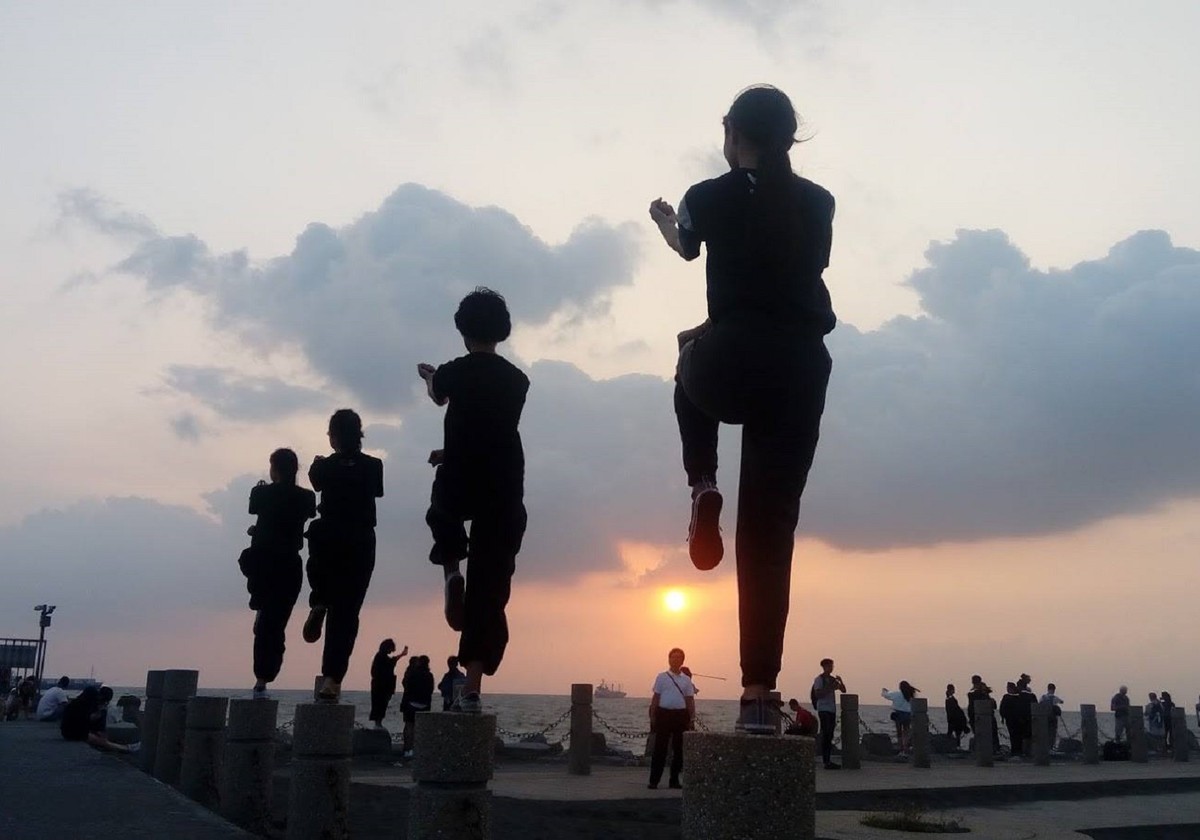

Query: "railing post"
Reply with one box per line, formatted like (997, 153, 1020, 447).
(1128, 706, 1148, 763)
(221, 698, 278, 834)
(568, 684, 592, 776)
(141, 670, 165, 773)
(1172, 707, 1190, 762)
(153, 668, 199, 784)
(840, 694, 860, 770)
(911, 697, 930, 768)
(973, 698, 994, 767)
(180, 696, 228, 809)
(1080, 704, 1099, 764)
(1031, 701, 1051, 766)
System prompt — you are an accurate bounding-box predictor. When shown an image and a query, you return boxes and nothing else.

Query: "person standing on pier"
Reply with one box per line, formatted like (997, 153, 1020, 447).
(369, 638, 408, 729)
(243, 448, 316, 700)
(1110, 685, 1130, 742)
(811, 658, 845, 769)
(648, 85, 835, 733)
(648, 648, 696, 789)
(303, 409, 385, 703)
(882, 682, 918, 754)
(418, 288, 529, 714)
(945, 684, 970, 749)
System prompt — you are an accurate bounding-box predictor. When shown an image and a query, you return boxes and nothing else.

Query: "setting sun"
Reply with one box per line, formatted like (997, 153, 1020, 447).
(663, 589, 687, 612)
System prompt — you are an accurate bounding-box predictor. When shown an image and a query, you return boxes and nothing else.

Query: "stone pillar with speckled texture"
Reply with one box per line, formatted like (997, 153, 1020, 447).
(140, 670, 165, 773)
(180, 695, 228, 809)
(974, 698, 994, 768)
(221, 698, 278, 834)
(1031, 701, 1051, 766)
(1128, 705, 1148, 763)
(568, 684, 592, 776)
(153, 669, 199, 784)
(1080, 704, 1099, 764)
(409, 712, 496, 840)
(682, 732, 814, 840)
(287, 702, 354, 840)
(840, 694, 860, 770)
(1172, 707, 1190, 762)
(911, 697, 930, 768)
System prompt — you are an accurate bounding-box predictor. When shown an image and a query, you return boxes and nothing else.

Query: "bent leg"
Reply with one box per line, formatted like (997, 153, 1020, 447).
(458, 505, 525, 677)
(321, 537, 376, 681)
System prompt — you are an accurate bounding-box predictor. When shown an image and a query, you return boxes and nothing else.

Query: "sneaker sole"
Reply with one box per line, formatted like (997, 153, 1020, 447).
(302, 608, 326, 644)
(444, 574, 465, 632)
(688, 489, 724, 571)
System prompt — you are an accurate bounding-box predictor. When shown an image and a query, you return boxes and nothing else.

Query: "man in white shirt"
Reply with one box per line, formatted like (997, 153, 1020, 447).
(1040, 683, 1063, 748)
(812, 658, 847, 770)
(647, 648, 695, 790)
(36, 676, 72, 722)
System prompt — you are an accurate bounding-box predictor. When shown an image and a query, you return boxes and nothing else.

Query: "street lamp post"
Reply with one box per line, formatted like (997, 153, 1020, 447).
(33, 604, 56, 692)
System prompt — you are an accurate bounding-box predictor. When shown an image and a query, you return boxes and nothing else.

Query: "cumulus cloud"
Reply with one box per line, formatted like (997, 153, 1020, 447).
(170, 412, 203, 441)
(164, 365, 330, 422)
(66, 184, 641, 413)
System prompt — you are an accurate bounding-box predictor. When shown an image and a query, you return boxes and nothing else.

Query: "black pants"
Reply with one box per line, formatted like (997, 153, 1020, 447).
(818, 711, 837, 764)
(306, 522, 376, 682)
(649, 708, 689, 786)
(369, 681, 394, 724)
(675, 319, 831, 690)
(252, 558, 303, 682)
(427, 471, 527, 676)
(1006, 721, 1023, 755)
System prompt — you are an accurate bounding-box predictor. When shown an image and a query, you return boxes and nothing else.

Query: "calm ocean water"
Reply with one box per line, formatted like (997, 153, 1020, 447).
(110, 688, 1127, 753)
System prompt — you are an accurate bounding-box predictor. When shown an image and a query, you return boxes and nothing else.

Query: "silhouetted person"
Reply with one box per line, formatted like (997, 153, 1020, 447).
(1162, 691, 1176, 751)
(303, 409, 384, 702)
(438, 656, 466, 711)
(1041, 683, 1063, 748)
(418, 288, 529, 714)
(999, 682, 1023, 756)
(369, 638, 408, 729)
(945, 684, 969, 749)
(60, 686, 137, 754)
(400, 656, 435, 755)
(967, 676, 999, 753)
(1111, 686, 1130, 742)
(1146, 692, 1165, 748)
(1014, 676, 1036, 756)
(649, 85, 835, 733)
(36, 676, 72, 721)
(811, 658, 846, 769)
(882, 681, 918, 753)
(241, 448, 316, 699)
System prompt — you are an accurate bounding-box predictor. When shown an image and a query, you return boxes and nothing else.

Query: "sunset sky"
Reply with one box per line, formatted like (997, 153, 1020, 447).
(3, 1, 1200, 706)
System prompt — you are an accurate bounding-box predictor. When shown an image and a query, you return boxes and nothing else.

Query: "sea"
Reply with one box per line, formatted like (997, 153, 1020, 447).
(109, 688, 1123, 753)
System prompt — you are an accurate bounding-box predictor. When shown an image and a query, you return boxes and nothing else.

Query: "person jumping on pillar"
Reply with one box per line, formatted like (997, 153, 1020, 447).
(417, 287, 529, 714)
(649, 84, 835, 733)
(242, 448, 316, 700)
(303, 409, 384, 703)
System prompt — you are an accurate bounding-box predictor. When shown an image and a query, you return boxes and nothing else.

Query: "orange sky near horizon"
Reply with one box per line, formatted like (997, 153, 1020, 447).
(48, 496, 1200, 710)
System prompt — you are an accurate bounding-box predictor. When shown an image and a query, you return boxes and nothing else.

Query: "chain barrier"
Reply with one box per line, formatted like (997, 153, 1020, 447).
(495, 706, 573, 743)
(591, 708, 653, 741)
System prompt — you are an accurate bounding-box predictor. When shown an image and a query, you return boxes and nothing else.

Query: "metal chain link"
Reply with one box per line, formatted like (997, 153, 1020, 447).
(495, 706, 573, 742)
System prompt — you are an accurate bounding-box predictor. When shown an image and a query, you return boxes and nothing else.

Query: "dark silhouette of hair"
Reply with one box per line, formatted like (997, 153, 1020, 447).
(946, 684, 956, 696)
(1048, 683, 1056, 692)
(57, 676, 70, 689)
(455, 287, 512, 344)
(820, 658, 833, 667)
(668, 647, 685, 659)
(1006, 682, 1018, 693)
(1162, 691, 1173, 703)
(447, 655, 459, 668)
(270, 448, 299, 484)
(725, 86, 805, 226)
(75, 685, 100, 712)
(98, 686, 114, 704)
(379, 638, 396, 654)
(899, 681, 919, 702)
(328, 409, 364, 452)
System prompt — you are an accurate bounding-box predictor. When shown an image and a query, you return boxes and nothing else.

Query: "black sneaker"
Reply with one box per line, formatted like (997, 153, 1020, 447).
(444, 571, 465, 632)
(687, 482, 723, 571)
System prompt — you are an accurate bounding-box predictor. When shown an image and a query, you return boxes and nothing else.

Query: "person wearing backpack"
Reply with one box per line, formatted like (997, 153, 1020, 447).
(811, 658, 846, 769)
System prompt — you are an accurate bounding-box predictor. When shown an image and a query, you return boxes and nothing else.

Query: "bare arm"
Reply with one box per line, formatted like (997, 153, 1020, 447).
(417, 363, 447, 406)
(648, 199, 687, 258)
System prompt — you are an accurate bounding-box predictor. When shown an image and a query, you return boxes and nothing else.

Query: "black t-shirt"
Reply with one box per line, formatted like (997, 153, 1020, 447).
(309, 451, 384, 529)
(431, 352, 529, 502)
(677, 169, 836, 332)
(249, 482, 317, 553)
(371, 652, 399, 684)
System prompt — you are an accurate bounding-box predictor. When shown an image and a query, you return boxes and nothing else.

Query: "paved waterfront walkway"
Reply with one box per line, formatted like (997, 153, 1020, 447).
(0, 720, 250, 840)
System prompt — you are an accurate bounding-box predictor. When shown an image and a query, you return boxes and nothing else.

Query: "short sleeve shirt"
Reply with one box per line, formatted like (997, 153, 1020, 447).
(249, 482, 317, 553)
(1112, 693, 1130, 718)
(676, 169, 836, 332)
(652, 671, 696, 710)
(309, 451, 384, 529)
(431, 353, 529, 502)
(812, 675, 837, 713)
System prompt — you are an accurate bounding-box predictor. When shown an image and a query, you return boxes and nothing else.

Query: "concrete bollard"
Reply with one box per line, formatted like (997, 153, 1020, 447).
(682, 733, 814, 840)
(409, 712, 496, 840)
(180, 696, 228, 809)
(287, 702, 355, 840)
(1031, 701, 1051, 766)
(1128, 706, 1148, 763)
(840, 694, 860, 770)
(568, 683, 592, 776)
(221, 698, 278, 834)
(974, 698, 994, 767)
(911, 697, 930, 768)
(1172, 707, 1190, 762)
(153, 669, 199, 784)
(1081, 704, 1099, 764)
(141, 670, 166, 773)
